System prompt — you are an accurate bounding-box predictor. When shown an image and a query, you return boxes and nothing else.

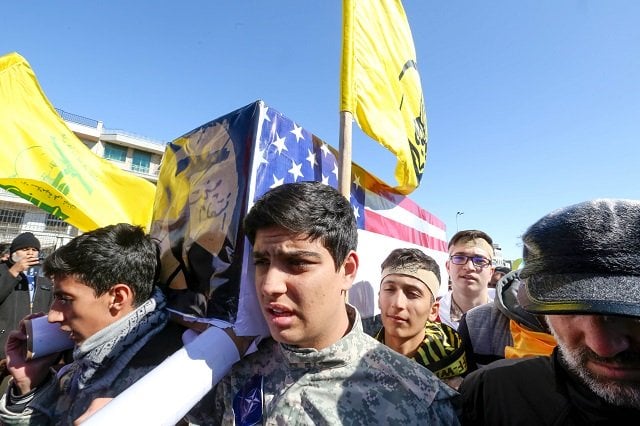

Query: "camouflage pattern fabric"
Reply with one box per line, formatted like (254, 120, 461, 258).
(202, 305, 460, 425)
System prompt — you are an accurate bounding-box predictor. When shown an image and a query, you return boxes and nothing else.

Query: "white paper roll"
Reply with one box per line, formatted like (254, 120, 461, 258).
(24, 316, 74, 360)
(82, 326, 240, 425)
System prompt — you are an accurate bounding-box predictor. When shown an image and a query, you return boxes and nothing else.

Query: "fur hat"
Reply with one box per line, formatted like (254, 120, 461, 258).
(10, 232, 41, 254)
(518, 199, 640, 317)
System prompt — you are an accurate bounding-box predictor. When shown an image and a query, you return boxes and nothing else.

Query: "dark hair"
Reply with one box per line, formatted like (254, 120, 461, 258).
(43, 223, 157, 306)
(448, 229, 493, 251)
(0, 242, 10, 257)
(243, 181, 358, 270)
(380, 248, 442, 285)
(494, 266, 511, 275)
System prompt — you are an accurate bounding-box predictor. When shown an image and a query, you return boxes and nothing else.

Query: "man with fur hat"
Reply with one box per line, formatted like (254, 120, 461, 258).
(0, 233, 52, 359)
(459, 199, 640, 425)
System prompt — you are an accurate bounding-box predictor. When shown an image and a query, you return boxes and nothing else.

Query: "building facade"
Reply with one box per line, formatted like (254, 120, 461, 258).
(492, 243, 510, 268)
(0, 109, 166, 254)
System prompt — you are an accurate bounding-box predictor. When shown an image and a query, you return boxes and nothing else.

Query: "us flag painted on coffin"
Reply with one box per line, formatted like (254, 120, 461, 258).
(249, 100, 446, 251)
(151, 100, 448, 335)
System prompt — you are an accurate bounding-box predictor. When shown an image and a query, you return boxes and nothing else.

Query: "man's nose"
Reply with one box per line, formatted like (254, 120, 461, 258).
(47, 307, 63, 323)
(583, 316, 632, 358)
(259, 267, 287, 296)
(462, 258, 477, 270)
(391, 292, 407, 309)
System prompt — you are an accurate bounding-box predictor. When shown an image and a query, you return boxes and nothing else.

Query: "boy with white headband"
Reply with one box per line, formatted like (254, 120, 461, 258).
(375, 248, 468, 389)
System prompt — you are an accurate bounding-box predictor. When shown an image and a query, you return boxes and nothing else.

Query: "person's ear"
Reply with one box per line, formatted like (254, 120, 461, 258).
(109, 284, 134, 314)
(340, 250, 359, 291)
(428, 299, 440, 322)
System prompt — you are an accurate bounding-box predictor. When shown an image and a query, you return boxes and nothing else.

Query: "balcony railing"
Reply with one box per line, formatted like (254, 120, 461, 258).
(56, 108, 166, 147)
(102, 129, 166, 146)
(55, 108, 99, 128)
(131, 163, 151, 174)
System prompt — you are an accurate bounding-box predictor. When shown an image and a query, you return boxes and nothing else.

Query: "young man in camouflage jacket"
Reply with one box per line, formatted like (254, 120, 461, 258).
(189, 182, 459, 425)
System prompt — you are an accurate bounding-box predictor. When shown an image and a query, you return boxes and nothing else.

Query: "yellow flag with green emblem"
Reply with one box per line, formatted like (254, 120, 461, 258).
(341, 0, 427, 194)
(0, 52, 156, 231)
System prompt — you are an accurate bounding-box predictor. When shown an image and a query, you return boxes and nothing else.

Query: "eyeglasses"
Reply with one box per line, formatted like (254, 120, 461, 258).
(449, 255, 492, 268)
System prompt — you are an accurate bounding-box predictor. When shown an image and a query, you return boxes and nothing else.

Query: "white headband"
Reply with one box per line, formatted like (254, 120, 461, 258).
(381, 266, 440, 298)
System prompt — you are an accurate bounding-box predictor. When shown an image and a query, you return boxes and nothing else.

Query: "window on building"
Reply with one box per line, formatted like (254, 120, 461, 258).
(104, 143, 127, 162)
(0, 208, 25, 233)
(132, 150, 151, 174)
(44, 213, 67, 231)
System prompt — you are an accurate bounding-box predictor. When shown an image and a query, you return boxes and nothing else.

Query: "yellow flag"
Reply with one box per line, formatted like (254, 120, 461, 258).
(341, 0, 427, 194)
(0, 52, 156, 231)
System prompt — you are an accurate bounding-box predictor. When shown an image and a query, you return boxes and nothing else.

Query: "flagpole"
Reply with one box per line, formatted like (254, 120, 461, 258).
(338, 110, 353, 199)
(339, 110, 352, 304)
(339, 0, 354, 200)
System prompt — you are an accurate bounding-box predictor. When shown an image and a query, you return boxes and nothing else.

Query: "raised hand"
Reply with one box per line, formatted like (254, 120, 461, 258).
(8, 252, 40, 277)
(5, 314, 60, 395)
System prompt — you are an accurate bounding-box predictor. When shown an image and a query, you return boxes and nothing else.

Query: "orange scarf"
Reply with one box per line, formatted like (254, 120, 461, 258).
(504, 319, 556, 359)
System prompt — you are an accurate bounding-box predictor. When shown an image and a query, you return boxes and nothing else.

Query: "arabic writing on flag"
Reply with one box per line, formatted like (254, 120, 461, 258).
(0, 52, 156, 231)
(151, 105, 257, 320)
(341, 0, 427, 194)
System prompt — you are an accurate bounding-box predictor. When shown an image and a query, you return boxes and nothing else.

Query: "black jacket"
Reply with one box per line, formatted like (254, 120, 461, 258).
(0, 262, 53, 358)
(460, 348, 640, 425)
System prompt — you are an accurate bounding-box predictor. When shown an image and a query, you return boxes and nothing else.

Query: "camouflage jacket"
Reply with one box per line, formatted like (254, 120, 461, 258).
(207, 305, 460, 425)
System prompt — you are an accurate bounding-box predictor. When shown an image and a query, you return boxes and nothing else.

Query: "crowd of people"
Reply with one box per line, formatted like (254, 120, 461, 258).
(0, 182, 637, 425)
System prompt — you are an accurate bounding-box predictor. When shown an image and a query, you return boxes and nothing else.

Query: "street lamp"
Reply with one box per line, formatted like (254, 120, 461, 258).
(456, 211, 464, 232)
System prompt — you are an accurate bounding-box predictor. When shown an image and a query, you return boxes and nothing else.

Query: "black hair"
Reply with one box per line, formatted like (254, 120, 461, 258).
(243, 181, 358, 270)
(380, 247, 441, 285)
(43, 223, 157, 306)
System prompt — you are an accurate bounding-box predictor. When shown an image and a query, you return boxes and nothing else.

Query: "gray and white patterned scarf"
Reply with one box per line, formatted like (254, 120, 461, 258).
(65, 287, 168, 399)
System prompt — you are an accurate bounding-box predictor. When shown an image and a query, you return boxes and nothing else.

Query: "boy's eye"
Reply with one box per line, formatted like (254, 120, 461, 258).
(288, 257, 315, 269)
(55, 295, 72, 304)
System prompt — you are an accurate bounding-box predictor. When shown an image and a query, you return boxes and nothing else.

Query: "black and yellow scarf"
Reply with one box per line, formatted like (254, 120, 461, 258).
(376, 321, 468, 379)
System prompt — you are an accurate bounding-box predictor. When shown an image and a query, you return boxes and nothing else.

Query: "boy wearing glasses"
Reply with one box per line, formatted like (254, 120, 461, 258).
(439, 230, 494, 330)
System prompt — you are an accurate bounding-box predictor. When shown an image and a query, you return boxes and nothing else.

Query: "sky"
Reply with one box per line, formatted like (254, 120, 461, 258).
(2, 1, 639, 260)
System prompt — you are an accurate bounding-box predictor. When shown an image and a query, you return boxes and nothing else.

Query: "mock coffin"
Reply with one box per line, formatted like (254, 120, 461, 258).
(151, 100, 448, 332)
(84, 101, 448, 424)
